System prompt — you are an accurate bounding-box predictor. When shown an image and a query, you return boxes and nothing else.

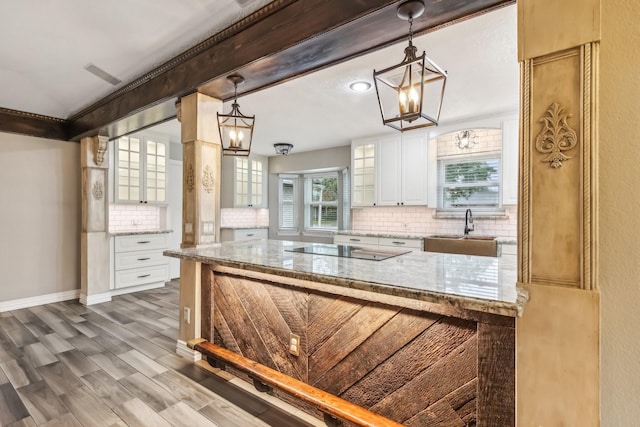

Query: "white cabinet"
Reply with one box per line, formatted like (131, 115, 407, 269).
(502, 119, 519, 205)
(376, 137, 401, 206)
(115, 136, 167, 205)
(351, 139, 377, 207)
(234, 157, 267, 208)
(220, 228, 268, 242)
(333, 234, 423, 251)
(113, 233, 169, 290)
(352, 134, 428, 208)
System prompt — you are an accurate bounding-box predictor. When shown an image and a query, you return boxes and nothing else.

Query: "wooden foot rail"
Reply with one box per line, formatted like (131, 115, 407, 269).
(191, 340, 404, 427)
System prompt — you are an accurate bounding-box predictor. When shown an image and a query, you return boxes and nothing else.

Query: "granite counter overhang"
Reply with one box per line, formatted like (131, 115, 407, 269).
(110, 229, 173, 236)
(165, 239, 527, 317)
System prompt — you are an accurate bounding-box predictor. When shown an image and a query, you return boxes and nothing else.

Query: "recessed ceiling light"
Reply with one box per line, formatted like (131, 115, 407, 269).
(349, 81, 371, 92)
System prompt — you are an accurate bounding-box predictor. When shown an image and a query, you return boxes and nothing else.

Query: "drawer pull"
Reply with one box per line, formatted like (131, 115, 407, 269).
(137, 274, 151, 278)
(137, 257, 151, 261)
(137, 241, 151, 244)
(349, 238, 361, 242)
(246, 233, 255, 237)
(392, 241, 406, 245)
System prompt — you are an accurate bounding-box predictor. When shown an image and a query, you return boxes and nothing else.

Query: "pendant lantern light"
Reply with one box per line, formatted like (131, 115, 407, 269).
(217, 75, 255, 156)
(373, 0, 447, 132)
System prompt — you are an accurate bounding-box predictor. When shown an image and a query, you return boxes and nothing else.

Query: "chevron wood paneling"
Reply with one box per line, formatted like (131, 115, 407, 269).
(213, 274, 308, 382)
(209, 272, 483, 425)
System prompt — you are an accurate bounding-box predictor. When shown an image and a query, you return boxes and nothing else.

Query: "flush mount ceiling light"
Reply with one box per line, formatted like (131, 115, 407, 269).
(455, 130, 479, 150)
(349, 81, 372, 92)
(217, 74, 255, 156)
(274, 142, 293, 155)
(373, 0, 447, 132)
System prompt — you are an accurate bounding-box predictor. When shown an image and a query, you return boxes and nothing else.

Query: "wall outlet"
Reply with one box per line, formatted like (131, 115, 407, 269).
(183, 307, 191, 324)
(289, 333, 300, 356)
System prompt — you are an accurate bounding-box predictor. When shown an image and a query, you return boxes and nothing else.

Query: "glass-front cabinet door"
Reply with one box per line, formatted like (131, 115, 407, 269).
(234, 157, 265, 208)
(351, 141, 377, 206)
(115, 136, 167, 204)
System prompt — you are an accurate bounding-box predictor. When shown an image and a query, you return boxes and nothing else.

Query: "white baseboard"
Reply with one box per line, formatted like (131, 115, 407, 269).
(176, 340, 202, 362)
(110, 281, 165, 297)
(79, 292, 112, 306)
(0, 289, 80, 313)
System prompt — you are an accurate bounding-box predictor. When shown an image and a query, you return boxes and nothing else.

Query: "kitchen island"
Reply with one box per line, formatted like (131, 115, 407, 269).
(165, 239, 526, 426)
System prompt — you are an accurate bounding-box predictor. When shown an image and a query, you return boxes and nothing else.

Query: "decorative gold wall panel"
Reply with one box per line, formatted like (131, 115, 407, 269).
(520, 44, 598, 290)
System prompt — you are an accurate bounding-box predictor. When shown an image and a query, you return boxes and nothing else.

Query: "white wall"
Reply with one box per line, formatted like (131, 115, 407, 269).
(600, 0, 640, 424)
(0, 132, 80, 301)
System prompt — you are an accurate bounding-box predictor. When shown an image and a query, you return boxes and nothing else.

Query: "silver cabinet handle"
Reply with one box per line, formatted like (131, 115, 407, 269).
(349, 238, 361, 242)
(137, 257, 151, 261)
(392, 241, 406, 245)
(137, 241, 151, 244)
(246, 233, 255, 237)
(137, 274, 151, 278)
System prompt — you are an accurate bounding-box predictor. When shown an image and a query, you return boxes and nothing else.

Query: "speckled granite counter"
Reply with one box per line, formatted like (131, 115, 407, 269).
(220, 226, 269, 230)
(164, 239, 527, 317)
(110, 229, 173, 236)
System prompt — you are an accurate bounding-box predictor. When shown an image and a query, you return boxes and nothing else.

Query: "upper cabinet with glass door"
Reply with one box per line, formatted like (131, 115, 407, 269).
(351, 138, 377, 207)
(115, 136, 167, 205)
(234, 156, 266, 208)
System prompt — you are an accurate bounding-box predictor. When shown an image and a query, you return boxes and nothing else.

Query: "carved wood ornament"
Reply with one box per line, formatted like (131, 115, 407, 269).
(535, 102, 578, 168)
(92, 136, 108, 166)
(202, 165, 215, 193)
(186, 164, 195, 192)
(92, 180, 104, 200)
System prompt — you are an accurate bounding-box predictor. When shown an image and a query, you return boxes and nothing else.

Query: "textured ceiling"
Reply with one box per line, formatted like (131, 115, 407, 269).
(0, 0, 272, 118)
(0, 2, 518, 155)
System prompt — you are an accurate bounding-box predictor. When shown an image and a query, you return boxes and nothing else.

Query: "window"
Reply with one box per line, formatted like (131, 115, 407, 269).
(305, 174, 339, 230)
(439, 156, 501, 209)
(278, 169, 349, 234)
(279, 176, 297, 230)
(436, 128, 503, 212)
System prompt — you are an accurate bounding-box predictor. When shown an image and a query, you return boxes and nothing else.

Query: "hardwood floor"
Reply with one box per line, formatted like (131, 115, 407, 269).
(0, 282, 321, 427)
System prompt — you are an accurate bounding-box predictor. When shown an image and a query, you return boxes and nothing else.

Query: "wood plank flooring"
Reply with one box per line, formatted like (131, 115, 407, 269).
(0, 281, 320, 427)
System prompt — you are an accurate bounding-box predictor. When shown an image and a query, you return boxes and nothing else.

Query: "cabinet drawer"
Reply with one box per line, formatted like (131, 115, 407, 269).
(115, 265, 169, 289)
(233, 228, 268, 241)
(115, 249, 167, 271)
(333, 235, 379, 246)
(378, 237, 423, 250)
(115, 234, 168, 253)
(221, 228, 268, 242)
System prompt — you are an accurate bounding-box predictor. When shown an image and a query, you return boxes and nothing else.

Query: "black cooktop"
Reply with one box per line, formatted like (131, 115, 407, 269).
(286, 243, 410, 261)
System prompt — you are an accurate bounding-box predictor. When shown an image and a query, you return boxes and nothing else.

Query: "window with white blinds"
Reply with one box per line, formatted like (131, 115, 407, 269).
(438, 156, 501, 209)
(279, 176, 297, 230)
(278, 168, 349, 233)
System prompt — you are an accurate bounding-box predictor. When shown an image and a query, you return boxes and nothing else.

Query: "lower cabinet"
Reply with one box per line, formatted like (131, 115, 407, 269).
(333, 234, 423, 250)
(221, 228, 268, 242)
(114, 233, 169, 290)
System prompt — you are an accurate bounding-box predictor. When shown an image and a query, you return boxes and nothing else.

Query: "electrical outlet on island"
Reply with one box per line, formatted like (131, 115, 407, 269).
(289, 333, 300, 356)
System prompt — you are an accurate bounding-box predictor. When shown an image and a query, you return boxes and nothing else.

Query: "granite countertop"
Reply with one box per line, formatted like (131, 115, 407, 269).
(220, 226, 269, 230)
(164, 239, 527, 317)
(334, 230, 428, 239)
(335, 230, 518, 245)
(110, 229, 173, 236)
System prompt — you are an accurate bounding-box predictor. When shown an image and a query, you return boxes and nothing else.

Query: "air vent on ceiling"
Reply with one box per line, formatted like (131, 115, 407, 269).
(84, 64, 122, 86)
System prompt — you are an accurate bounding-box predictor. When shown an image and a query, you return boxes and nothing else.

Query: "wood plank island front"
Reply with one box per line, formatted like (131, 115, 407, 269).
(165, 240, 527, 426)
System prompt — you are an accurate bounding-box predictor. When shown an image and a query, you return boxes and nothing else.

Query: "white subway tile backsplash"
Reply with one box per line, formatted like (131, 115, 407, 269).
(352, 205, 517, 238)
(109, 204, 161, 232)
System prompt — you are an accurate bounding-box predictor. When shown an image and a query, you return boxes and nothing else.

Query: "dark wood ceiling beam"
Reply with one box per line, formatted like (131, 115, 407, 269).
(62, 0, 513, 141)
(0, 108, 68, 141)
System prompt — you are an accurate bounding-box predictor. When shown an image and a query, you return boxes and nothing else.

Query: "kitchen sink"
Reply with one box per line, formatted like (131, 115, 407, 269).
(424, 235, 499, 257)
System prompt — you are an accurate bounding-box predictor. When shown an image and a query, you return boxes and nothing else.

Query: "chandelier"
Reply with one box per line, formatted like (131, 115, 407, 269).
(217, 75, 255, 156)
(373, 0, 447, 132)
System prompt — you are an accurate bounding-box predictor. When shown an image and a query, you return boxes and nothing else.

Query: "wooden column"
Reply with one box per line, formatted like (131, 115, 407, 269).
(517, 1, 600, 425)
(175, 92, 223, 360)
(80, 135, 112, 305)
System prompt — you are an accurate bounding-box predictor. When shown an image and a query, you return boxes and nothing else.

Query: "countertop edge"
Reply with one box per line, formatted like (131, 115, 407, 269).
(335, 230, 517, 245)
(164, 249, 527, 318)
(110, 229, 173, 236)
(220, 226, 269, 230)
